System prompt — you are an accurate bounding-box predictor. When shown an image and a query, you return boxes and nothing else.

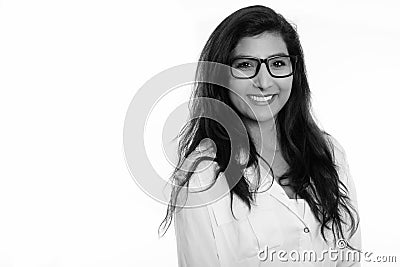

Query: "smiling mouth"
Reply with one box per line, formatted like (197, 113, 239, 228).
(248, 94, 277, 105)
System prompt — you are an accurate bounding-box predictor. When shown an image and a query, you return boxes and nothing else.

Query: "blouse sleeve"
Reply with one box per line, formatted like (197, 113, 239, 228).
(174, 157, 221, 267)
(329, 136, 362, 267)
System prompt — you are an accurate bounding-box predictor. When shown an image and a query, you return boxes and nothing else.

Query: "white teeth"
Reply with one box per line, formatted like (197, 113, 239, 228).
(249, 95, 273, 102)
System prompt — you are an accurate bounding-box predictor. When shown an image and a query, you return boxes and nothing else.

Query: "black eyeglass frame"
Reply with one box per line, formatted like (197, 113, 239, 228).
(229, 55, 298, 79)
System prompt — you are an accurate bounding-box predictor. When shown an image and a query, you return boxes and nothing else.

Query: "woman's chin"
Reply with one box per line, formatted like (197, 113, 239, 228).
(245, 113, 276, 124)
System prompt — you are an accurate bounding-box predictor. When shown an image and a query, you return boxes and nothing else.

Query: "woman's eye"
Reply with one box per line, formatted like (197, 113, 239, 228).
(270, 58, 290, 69)
(272, 60, 286, 68)
(235, 61, 254, 69)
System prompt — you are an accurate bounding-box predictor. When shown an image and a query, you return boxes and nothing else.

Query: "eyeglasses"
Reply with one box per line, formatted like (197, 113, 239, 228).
(230, 55, 297, 79)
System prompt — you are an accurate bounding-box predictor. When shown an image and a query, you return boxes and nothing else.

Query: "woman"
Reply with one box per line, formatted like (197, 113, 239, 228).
(160, 5, 361, 266)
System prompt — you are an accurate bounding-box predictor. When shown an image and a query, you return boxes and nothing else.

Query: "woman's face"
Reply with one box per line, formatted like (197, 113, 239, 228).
(228, 32, 293, 123)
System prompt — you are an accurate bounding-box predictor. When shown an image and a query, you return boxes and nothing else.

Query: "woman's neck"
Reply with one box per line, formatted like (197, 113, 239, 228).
(243, 117, 280, 155)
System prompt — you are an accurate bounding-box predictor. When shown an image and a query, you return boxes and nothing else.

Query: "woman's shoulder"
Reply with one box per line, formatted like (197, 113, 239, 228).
(323, 133, 352, 185)
(185, 138, 217, 163)
(181, 138, 219, 188)
(194, 138, 217, 155)
(323, 133, 347, 163)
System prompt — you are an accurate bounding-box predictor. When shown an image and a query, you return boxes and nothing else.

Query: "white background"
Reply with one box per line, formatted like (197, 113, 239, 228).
(1, 0, 399, 266)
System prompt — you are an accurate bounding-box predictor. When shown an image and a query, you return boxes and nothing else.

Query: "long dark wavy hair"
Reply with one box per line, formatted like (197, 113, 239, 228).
(159, 5, 359, 247)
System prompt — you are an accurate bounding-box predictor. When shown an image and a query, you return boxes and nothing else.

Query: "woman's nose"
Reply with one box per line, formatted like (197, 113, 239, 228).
(254, 63, 274, 90)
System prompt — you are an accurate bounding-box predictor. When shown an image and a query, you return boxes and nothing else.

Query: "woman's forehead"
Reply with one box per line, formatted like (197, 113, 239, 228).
(232, 33, 288, 58)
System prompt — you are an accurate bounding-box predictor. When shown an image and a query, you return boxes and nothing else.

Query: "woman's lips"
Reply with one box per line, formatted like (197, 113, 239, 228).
(247, 94, 277, 105)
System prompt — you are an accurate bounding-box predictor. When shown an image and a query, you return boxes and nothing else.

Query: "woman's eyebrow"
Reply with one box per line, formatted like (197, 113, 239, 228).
(233, 52, 289, 58)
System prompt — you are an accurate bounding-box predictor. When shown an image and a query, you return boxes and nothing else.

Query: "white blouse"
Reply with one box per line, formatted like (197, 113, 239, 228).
(174, 138, 361, 266)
